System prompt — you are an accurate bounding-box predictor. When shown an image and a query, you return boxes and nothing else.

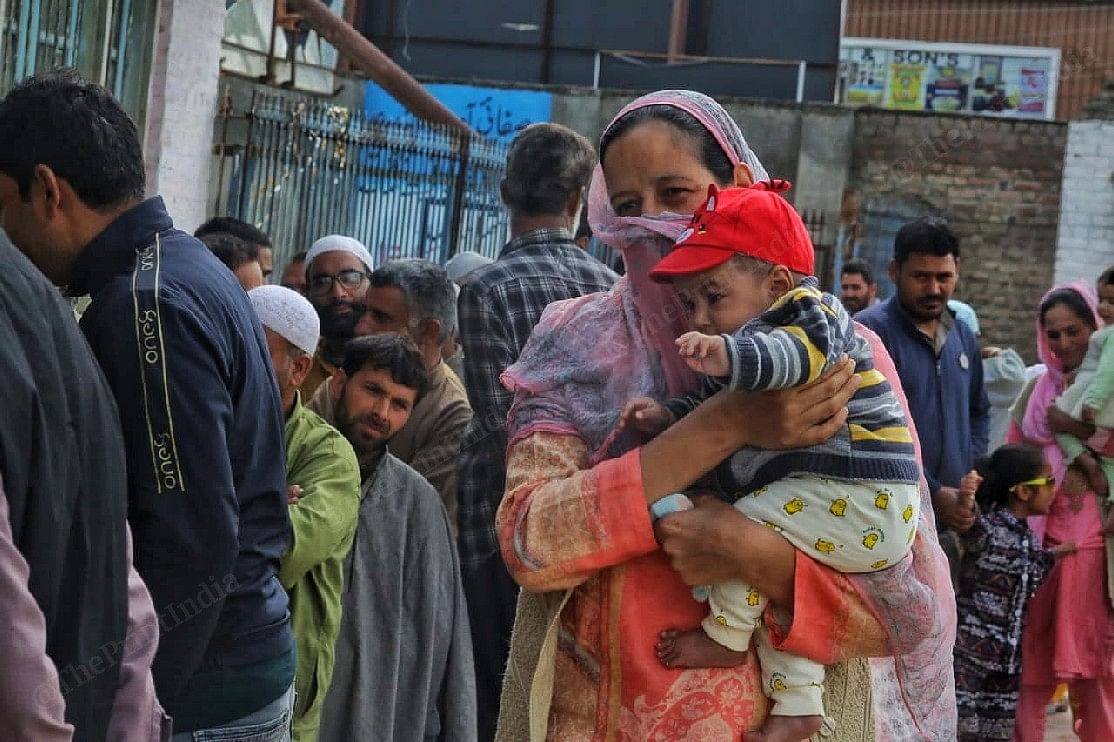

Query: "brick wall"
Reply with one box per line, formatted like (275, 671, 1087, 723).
(850, 109, 1067, 362)
(144, 0, 224, 233)
(1054, 119, 1114, 287)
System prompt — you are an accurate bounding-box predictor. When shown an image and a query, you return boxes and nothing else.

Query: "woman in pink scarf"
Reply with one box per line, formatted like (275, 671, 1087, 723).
(493, 90, 955, 741)
(1010, 283, 1114, 741)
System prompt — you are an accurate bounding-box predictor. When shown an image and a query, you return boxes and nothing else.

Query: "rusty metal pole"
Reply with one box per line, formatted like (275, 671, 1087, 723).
(285, 0, 474, 136)
(667, 0, 689, 63)
(446, 135, 471, 261)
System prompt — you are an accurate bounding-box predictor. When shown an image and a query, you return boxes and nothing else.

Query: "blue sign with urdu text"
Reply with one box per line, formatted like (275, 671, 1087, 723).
(364, 82, 554, 142)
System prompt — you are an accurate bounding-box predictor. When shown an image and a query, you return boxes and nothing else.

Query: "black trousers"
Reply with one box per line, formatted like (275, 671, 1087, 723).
(462, 550, 521, 742)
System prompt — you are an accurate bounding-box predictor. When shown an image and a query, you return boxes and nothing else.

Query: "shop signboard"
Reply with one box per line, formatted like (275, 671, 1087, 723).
(839, 38, 1059, 120)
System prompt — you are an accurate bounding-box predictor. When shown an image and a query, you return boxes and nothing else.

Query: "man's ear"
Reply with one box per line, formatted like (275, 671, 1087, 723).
(32, 164, 64, 219)
(329, 369, 347, 400)
(888, 259, 899, 285)
(417, 317, 442, 348)
(565, 189, 583, 218)
(289, 352, 314, 388)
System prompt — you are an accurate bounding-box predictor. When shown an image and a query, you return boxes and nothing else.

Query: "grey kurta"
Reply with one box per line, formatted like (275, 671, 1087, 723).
(318, 452, 477, 741)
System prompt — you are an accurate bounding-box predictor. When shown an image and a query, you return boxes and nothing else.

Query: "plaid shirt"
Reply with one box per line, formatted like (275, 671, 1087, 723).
(456, 228, 618, 568)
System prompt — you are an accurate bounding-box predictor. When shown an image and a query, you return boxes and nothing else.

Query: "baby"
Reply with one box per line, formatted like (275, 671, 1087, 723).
(1054, 268, 1114, 527)
(622, 181, 921, 742)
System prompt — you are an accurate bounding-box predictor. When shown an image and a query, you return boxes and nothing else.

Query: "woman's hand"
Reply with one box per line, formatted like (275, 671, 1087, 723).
(722, 356, 859, 450)
(1047, 406, 1094, 440)
(640, 358, 856, 507)
(1104, 507, 1114, 536)
(654, 497, 744, 585)
(654, 496, 796, 607)
(1052, 541, 1077, 559)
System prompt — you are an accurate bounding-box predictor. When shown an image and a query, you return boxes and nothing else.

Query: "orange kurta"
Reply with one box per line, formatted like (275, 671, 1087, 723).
(497, 432, 889, 740)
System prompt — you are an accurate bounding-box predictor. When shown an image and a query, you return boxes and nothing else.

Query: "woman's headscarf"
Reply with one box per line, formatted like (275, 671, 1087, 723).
(1021, 281, 1101, 483)
(503, 91, 768, 461)
(501, 90, 955, 740)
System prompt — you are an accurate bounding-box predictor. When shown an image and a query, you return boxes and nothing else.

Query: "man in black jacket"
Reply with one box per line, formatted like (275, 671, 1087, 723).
(0, 71, 296, 737)
(0, 231, 169, 740)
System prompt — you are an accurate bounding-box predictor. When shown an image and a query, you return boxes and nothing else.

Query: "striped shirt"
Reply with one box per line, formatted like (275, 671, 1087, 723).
(667, 277, 920, 496)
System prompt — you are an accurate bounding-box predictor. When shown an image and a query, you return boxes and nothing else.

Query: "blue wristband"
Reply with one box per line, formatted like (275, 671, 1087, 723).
(650, 493, 694, 521)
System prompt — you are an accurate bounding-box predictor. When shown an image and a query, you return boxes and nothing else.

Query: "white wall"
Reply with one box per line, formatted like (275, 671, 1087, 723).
(143, 0, 224, 233)
(1054, 120, 1114, 285)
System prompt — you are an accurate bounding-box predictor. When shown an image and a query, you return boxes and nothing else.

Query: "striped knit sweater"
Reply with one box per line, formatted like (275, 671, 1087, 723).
(666, 276, 920, 497)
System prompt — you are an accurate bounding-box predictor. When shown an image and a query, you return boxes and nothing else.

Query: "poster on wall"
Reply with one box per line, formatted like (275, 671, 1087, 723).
(887, 63, 925, 109)
(840, 47, 886, 105)
(839, 39, 1059, 120)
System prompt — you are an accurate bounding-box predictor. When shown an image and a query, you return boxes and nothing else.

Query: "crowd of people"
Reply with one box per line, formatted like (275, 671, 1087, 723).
(2, 70, 1113, 742)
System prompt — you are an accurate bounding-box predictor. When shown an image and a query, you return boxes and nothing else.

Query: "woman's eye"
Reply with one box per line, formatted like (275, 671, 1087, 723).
(615, 201, 639, 216)
(663, 187, 688, 200)
(707, 292, 723, 306)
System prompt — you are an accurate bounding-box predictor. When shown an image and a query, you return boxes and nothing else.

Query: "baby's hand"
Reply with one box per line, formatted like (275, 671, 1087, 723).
(618, 397, 675, 437)
(676, 332, 730, 377)
(1083, 406, 1097, 425)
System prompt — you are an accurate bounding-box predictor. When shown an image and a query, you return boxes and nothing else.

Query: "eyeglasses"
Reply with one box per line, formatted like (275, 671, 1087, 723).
(307, 269, 369, 296)
(1013, 475, 1056, 491)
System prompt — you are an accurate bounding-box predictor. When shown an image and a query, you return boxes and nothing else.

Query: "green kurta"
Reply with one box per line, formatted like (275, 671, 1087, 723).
(280, 394, 361, 741)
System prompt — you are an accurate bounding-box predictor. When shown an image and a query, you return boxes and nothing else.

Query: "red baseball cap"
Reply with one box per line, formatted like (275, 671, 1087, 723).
(649, 181, 815, 282)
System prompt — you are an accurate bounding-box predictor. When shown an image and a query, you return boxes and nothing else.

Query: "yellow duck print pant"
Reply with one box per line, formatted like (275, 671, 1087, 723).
(702, 475, 920, 718)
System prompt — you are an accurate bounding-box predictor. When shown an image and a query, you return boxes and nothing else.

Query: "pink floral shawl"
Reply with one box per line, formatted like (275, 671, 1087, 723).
(501, 89, 956, 740)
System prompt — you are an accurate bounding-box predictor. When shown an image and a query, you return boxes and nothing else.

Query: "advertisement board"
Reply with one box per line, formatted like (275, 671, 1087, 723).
(839, 39, 1059, 120)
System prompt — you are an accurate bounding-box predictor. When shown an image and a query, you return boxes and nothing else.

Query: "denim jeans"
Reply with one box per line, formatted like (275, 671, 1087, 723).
(171, 683, 294, 742)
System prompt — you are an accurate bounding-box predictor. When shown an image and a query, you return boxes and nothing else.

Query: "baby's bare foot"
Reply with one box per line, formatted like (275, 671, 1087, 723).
(745, 714, 824, 742)
(655, 628, 747, 669)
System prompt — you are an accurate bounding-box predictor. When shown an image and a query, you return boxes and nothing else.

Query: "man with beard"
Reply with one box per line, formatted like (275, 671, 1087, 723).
(316, 335, 476, 742)
(857, 218, 990, 579)
(299, 235, 374, 398)
(309, 259, 471, 527)
(248, 286, 361, 741)
(840, 257, 878, 313)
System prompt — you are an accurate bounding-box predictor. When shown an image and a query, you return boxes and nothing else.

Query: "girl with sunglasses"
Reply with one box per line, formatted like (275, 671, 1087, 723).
(953, 443, 1075, 741)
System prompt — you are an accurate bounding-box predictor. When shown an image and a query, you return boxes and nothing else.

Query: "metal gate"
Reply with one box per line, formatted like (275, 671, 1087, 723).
(0, 0, 155, 121)
(216, 90, 511, 270)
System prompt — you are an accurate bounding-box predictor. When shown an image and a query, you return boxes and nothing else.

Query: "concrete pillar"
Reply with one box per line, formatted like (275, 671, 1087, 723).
(1053, 119, 1114, 286)
(143, 0, 224, 232)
